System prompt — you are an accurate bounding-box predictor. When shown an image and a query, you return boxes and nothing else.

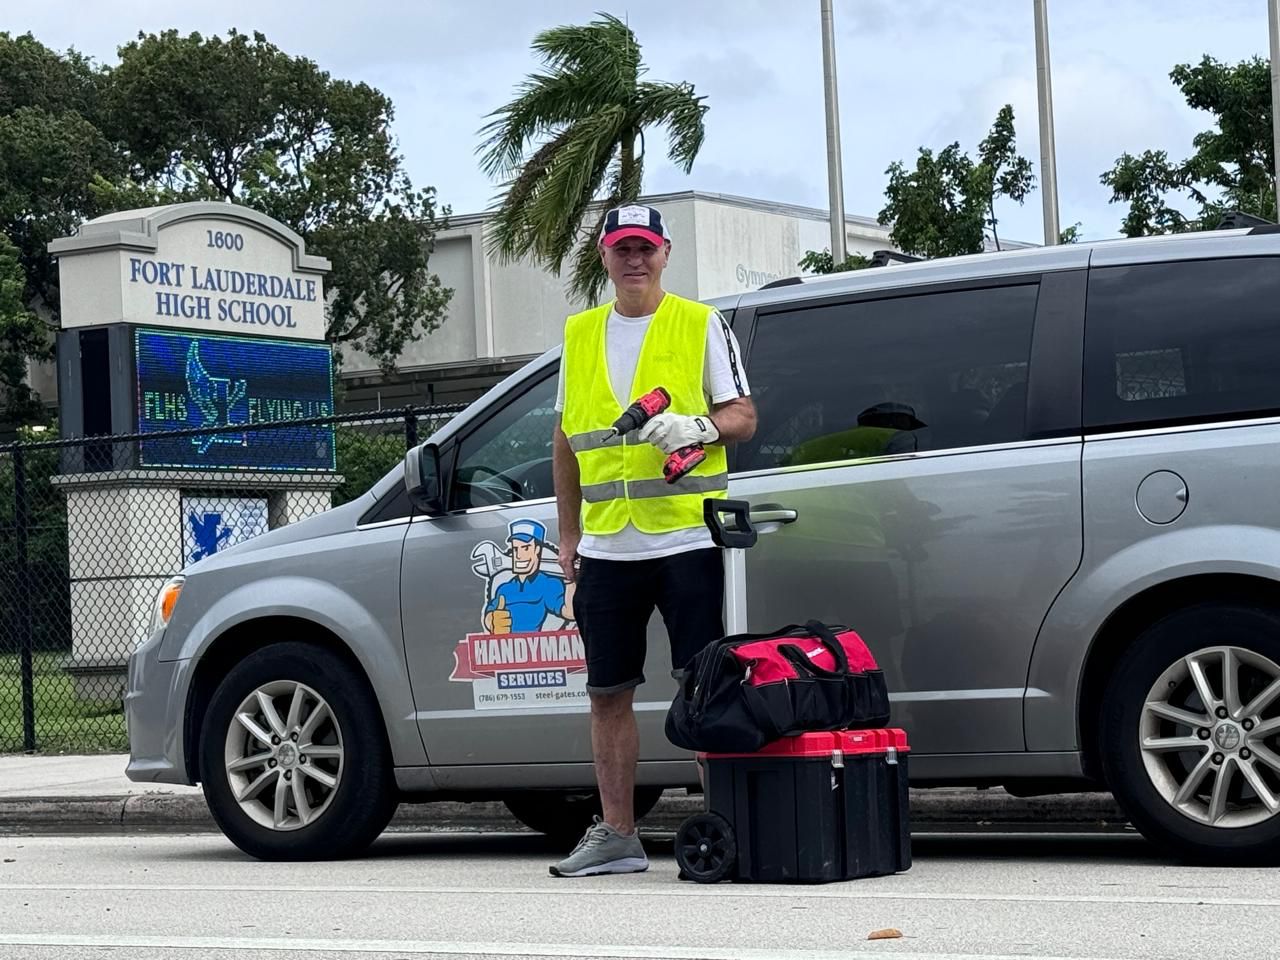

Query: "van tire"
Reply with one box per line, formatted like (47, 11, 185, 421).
(504, 787, 664, 841)
(1099, 602, 1280, 866)
(199, 642, 397, 861)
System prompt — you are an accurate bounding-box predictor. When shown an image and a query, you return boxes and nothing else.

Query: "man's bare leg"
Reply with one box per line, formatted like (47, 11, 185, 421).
(591, 688, 638, 833)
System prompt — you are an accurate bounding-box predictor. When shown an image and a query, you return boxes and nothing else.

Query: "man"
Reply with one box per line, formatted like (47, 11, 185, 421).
(550, 203, 757, 877)
(483, 519, 575, 634)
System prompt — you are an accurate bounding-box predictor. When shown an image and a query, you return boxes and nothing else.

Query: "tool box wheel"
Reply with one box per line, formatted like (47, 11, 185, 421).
(675, 812, 737, 883)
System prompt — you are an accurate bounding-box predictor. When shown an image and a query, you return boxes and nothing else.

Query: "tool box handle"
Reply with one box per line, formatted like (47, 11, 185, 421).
(704, 499, 757, 549)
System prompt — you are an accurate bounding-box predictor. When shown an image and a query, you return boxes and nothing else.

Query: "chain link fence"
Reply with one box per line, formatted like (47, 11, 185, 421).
(0, 404, 463, 755)
(1115, 348, 1188, 401)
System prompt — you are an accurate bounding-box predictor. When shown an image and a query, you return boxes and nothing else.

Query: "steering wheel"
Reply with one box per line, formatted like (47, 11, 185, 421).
(463, 465, 524, 503)
(504, 457, 553, 501)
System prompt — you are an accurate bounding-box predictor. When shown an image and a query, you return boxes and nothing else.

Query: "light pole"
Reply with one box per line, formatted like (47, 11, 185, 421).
(1269, 0, 1280, 213)
(820, 0, 848, 263)
(1033, 0, 1061, 245)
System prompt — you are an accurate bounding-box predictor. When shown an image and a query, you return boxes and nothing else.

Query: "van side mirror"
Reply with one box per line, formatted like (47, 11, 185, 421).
(404, 442, 445, 514)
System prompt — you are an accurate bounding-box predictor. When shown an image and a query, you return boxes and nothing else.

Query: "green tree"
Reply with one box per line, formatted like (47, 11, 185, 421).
(797, 248, 871, 274)
(477, 12, 708, 305)
(100, 29, 451, 373)
(332, 424, 406, 506)
(974, 105, 1035, 250)
(0, 33, 124, 426)
(0, 236, 51, 425)
(1102, 55, 1276, 236)
(0, 30, 454, 420)
(879, 104, 1034, 258)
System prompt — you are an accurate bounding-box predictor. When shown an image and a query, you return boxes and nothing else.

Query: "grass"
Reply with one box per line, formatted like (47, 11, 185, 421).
(0, 652, 127, 754)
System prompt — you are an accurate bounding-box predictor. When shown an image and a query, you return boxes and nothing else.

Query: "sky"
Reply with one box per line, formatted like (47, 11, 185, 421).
(9, 0, 1274, 246)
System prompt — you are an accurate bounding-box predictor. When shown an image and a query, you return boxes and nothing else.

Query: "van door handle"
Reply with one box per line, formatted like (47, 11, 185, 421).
(749, 504, 798, 524)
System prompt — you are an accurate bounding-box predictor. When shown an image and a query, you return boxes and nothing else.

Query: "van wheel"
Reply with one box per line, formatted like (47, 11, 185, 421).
(504, 787, 664, 841)
(1100, 602, 1280, 865)
(199, 642, 397, 861)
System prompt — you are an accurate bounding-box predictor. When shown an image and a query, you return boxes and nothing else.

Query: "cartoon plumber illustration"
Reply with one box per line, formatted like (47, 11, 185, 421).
(477, 519, 576, 635)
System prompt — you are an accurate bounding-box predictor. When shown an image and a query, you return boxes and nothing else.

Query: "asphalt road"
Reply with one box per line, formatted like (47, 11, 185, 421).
(0, 829, 1273, 960)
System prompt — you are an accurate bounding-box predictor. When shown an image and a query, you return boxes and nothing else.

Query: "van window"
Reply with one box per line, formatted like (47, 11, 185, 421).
(739, 284, 1039, 471)
(450, 372, 559, 510)
(1084, 258, 1280, 429)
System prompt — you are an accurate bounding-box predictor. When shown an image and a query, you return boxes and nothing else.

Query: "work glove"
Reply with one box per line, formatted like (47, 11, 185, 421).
(638, 412, 719, 454)
(489, 595, 512, 635)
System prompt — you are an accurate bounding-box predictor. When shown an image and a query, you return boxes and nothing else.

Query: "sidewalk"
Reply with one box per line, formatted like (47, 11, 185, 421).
(0, 753, 1129, 832)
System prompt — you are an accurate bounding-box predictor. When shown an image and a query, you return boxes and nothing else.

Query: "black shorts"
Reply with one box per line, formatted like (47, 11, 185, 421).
(572, 547, 725, 695)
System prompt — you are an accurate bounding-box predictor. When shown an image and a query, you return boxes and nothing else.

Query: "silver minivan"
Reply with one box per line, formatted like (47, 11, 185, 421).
(126, 226, 1280, 865)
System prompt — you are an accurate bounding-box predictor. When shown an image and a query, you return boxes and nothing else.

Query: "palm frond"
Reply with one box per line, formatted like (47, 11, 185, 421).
(634, 81, 707, 173)
(477, 70, 613, 178)
(484, 127, 576, 263)
(540, 145, 620, 274)
(565, 154, 640, 306)
(532, 13, 641, 93)
(568, 197, 618, 307)
(478, 13, 706, 304)
(477, 13, 638, 179)
(523, 105, 628, 265)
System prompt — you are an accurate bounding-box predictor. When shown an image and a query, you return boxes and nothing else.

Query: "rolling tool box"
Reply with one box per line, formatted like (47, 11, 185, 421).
(675, 501, 912, 884)
(676, 729, 912, 884)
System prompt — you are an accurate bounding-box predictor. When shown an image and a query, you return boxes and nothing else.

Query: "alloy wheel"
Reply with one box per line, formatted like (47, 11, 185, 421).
(1140, 645, 1280, 828)
(222, 680, 345, 831)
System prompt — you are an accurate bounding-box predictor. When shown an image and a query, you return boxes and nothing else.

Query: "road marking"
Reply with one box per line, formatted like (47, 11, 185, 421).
(0, 934, 1133, 960)
(0, 882, 1273, 908)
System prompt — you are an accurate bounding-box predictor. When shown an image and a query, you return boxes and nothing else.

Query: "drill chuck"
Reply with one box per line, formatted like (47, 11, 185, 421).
(610, 386, 671, 436)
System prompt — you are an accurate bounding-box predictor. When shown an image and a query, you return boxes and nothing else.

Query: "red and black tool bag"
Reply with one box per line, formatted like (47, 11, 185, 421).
(665, 620, 890, 754)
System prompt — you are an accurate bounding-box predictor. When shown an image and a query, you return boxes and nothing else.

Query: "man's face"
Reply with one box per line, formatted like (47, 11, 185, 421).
(512, 540, 540, 575)
(600, 236, 669, 296)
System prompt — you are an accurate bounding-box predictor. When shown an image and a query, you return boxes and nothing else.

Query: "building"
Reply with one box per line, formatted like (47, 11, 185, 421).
(25, 191, 1032, 421)
(334, 190, 989, 411)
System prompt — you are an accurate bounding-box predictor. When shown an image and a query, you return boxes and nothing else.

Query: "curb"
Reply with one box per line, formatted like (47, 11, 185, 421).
(0, 788, 1128, 832)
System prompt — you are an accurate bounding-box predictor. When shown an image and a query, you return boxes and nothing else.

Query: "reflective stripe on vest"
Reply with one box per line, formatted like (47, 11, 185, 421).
(580, 472, 730, 504)
(561, 292, 729, 535)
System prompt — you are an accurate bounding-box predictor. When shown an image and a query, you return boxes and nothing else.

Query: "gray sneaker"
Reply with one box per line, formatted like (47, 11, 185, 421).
(549, 817, 649, 877)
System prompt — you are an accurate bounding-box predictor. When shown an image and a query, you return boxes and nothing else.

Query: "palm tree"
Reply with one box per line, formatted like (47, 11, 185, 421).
(477, 12, 708, 305)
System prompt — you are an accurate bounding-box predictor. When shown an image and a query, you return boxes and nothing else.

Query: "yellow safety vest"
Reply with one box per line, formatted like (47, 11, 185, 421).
(561, 292, 728, 535)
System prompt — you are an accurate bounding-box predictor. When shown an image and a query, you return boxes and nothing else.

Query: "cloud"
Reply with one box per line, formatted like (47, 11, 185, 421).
(675, 50, 781, 104)
(9, 0, 1273, 241)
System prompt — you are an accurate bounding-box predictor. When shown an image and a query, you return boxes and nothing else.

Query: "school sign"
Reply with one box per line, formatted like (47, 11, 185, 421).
(48, 202, 342, 700)
(51, 202, 329, 340)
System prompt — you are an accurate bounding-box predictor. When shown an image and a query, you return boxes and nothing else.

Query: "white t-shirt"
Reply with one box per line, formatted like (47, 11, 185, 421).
(555, 305, 751, 561)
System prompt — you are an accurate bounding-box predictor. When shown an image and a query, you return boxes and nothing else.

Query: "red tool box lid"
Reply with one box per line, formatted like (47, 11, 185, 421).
(700, 728, 909, 759)
(839, 728, 910, 754)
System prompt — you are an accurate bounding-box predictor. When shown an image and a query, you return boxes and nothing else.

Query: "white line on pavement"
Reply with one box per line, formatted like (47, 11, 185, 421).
(0, 934, 1132, 960)
(0, 882, 1273, 908)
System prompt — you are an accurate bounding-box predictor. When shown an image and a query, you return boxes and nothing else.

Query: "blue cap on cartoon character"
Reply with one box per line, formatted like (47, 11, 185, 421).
(483, 518, 570, 634)
(506, 519, 546, 546)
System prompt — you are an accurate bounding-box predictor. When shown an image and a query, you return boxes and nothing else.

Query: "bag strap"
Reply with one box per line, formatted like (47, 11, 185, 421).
(803, 620, 851, 673)
(778, 642, 845, 678)
(721, 623, 810, 645)
(724, 621, 853, 674)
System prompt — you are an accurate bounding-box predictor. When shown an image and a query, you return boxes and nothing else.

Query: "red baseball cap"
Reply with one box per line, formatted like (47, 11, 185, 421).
(600, 204, 671, 247)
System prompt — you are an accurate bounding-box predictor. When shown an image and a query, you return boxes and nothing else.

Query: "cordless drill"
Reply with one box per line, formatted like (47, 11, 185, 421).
(609, 386, 708, 483)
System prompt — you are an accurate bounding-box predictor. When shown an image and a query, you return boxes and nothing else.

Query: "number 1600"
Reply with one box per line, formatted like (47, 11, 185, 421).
(207, 230, 244, 251)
